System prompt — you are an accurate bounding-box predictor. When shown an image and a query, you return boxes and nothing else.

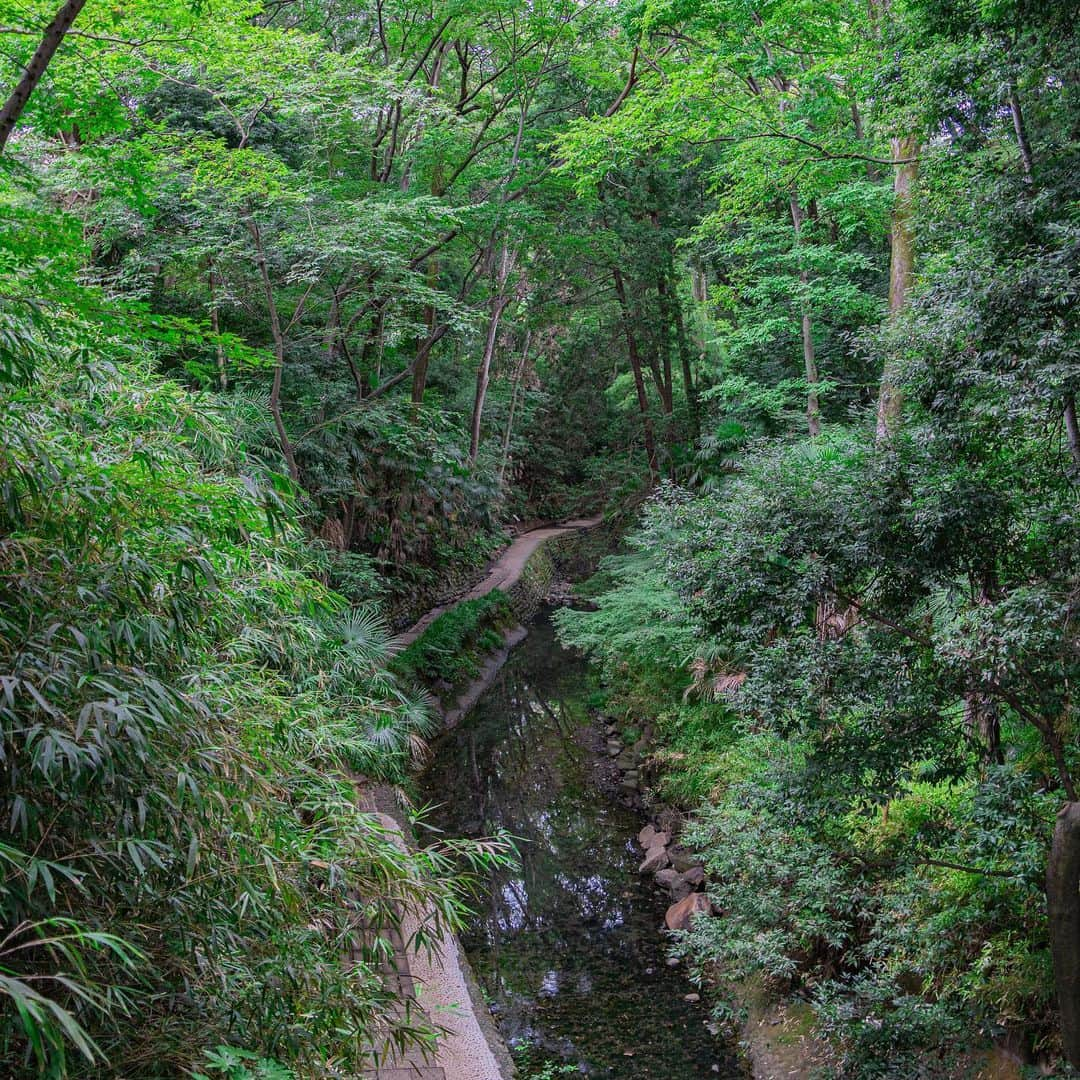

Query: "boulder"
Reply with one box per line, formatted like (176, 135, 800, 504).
(637, 826, 670, 850)
(683, 865, 706, 888)
(671, 879, 693, 901)
(638, 844, 670, 874)
(665, 891, 712, 931)
(668, 844, 698, 874)
(654, 867, 691, 899)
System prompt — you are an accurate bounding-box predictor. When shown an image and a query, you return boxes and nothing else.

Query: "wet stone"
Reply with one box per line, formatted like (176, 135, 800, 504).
(639, 845, 670, 874)
(684, 865, 706, 887)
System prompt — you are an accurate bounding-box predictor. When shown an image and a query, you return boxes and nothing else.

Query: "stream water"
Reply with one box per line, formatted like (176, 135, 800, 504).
(420, 609, 740, 1078)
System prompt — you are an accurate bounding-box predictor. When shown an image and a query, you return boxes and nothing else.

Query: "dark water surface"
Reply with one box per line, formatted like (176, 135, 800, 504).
(420, 610, 739, 1078)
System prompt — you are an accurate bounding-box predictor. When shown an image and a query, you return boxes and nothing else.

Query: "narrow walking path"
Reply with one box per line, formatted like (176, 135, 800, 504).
(398, 516, 603, 648)
(356, 807, 502, 1080)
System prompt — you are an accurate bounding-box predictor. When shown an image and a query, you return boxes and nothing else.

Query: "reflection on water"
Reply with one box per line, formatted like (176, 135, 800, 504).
(420, 610, 739, 1077)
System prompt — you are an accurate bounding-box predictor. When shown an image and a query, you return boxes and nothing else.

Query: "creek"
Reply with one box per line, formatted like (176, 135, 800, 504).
(420, 608, 741, 1078)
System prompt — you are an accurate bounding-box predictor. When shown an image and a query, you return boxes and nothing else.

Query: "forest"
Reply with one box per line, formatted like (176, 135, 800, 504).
(0, 0, 1076, 1076)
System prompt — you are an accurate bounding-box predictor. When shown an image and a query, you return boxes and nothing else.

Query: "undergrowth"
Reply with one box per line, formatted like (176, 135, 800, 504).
(392, 591, 516, 687)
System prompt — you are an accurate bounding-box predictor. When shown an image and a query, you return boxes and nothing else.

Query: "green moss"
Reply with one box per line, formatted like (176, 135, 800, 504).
(391, 590, 515, 688)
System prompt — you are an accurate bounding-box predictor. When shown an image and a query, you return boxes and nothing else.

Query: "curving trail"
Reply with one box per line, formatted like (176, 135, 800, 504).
(397, 516, 603, 649)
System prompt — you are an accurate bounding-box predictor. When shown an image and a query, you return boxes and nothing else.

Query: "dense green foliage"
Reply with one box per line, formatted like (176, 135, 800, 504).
(0, 212, 517, 1074)
(0, 0, 1077, 1074)
(553, 0, 1080, 1074)
(391, 591, 514, 687)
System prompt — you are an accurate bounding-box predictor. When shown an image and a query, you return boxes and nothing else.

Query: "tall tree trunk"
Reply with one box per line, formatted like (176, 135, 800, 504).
(691, 258, 708, 304)
(657, 268, 699, 460)
(469, 283, 512, 462)
(0, 0, 88, 153)
(499, 330, 530, 487)
(612, 267, 659, 486)
(411, 262, 440, 405)
(409, 52, 448, 406)
(325, 282, 366, 399)
(1065, 394, 1080, 469)
(469, 240, 517, 462)
(409, 321, 449, 407)
(359, 307, 385, 391)
(648, 280, 677, 477)
(1007, 74, 1035, 181)
(671, 286, 700, 443)
(207, 262, 227, 391)
(875, 136, 919, 441)
(246, 218, 299, 483)
(1048, 802, 1080, 1070)
(788, 193, 822, 437)
(653, 276, 676, 415)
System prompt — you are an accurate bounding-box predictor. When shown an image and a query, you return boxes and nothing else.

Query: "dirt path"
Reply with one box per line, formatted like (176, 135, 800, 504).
(398, 516, 603, 649)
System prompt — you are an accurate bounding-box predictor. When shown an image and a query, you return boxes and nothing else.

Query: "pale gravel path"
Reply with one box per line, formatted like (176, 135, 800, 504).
(397, 516, 603, 649)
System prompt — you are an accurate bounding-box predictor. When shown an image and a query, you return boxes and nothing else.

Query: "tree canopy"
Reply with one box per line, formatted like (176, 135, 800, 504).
(0, 0, 1077, 1074)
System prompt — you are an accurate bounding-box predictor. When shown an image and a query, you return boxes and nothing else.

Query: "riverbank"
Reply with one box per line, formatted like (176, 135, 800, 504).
(419, 610, 739, 1077)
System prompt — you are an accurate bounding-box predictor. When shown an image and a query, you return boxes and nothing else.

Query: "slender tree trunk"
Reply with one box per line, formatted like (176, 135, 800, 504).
(647, 282, 676, 477)
(672, 287, 700, 442)
(1065, 394, 1080, 468)
(411, 264, 439, 405)
(0, 0, 88, 153)
(499, 330, 530, 487)
(788, 193, 822, 437)
(653, 276, 676, 416)
(469, 290, 511, 462)
(246, 218, 299, 483)
(326, 283, 366, 399)
(612, 267, 659, 485)
(1048, 802, 1080, 1070)
(208, 262, 227, 391)
(1007, 75, 1035, 181)
(359, 307, 385, 392)
(800, 310, 821, 436)
(657, 269, 698, 462)
(409, 52, 448, 406)
(875, 136, 919, 441)
(691, 259, 708, 304)
(409, 321, 449, 407)
(469, 240, 517, 462)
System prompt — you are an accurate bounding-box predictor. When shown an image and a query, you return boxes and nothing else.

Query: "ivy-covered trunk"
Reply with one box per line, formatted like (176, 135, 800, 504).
(1047, 801, 1080, 1068)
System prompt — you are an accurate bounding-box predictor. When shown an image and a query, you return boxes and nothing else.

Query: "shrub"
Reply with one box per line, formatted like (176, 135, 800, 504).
(0, 306, 508, 1075)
